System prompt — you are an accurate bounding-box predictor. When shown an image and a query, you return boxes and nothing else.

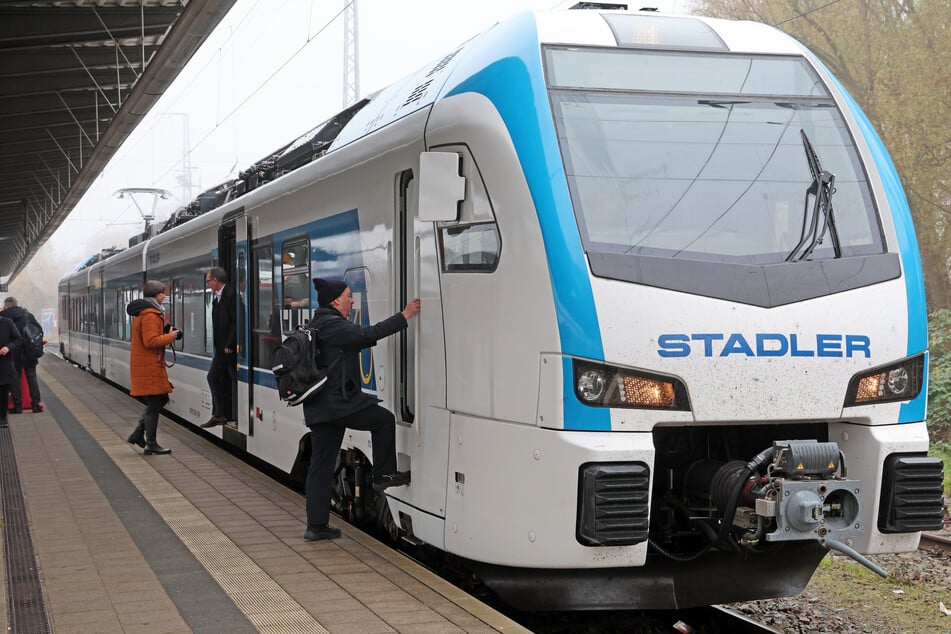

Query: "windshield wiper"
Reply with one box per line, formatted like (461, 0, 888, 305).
(786, 129, 841, 261)
(698, 99, 750, 108)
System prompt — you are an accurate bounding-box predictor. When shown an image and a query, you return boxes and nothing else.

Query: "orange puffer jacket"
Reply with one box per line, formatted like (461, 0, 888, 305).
(129, 305, 175, 396)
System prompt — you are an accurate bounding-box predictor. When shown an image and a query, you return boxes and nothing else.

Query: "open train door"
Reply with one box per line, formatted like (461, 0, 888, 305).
(218, 211, 253, 449)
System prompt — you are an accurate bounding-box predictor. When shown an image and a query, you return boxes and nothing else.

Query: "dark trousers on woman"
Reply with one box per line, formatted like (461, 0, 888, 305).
(305, 405, 397, 527)
(129, 394, 170, 444)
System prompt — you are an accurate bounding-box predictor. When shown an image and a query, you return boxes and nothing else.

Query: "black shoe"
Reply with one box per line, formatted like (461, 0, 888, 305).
(127, 433, 146, 449)
(372, 471, 411, 493)
(200, 416, 227, 428)
(31, 405, 43, 413)
(304, 524, 341, 541)
(0, 419, 7, 428)
(8, 407, 22, 414)
(143, 443, 172, 455)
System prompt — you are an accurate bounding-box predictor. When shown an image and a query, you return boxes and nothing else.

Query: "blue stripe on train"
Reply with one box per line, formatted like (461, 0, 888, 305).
(444, 12, 610, 431)
(817, 61, 928, 423)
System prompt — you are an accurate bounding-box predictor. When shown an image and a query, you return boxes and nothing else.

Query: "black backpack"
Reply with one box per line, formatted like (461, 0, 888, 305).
(271, 324, 327, 406)
(22, 322, 44, 360)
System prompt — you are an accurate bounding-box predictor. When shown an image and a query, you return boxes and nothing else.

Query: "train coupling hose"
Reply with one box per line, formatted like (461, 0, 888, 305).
(822, 537, 887, 578)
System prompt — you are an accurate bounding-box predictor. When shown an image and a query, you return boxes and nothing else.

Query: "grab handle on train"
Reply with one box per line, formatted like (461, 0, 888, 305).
(414, 235, 422, 445)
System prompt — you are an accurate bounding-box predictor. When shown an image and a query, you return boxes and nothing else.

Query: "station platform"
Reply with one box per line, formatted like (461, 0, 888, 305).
(0, 355, 528, 633)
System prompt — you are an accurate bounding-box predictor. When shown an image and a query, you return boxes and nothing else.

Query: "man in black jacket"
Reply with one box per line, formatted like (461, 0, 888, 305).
(0, 297, 43, 413)
(301, 278, 420, 541)
(202, 267, 237, 427)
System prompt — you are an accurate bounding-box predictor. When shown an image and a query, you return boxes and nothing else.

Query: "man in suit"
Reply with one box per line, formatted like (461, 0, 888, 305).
(202, 267, 237, 428)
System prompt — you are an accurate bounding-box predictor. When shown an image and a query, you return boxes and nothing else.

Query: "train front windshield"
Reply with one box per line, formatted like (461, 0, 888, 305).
(545, 48, 884, 269)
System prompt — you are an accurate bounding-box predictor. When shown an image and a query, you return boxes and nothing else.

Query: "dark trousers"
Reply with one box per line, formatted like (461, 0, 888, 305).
(0, 385, 8, 423)
(305, 405, 398, 527)
(130, 394, 170, 444)
(207, 352, 236, 419)
(9, 357, 41, 408)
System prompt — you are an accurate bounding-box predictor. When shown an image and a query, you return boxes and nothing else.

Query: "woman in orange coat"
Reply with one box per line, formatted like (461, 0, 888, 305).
(126, 280, 180, 455)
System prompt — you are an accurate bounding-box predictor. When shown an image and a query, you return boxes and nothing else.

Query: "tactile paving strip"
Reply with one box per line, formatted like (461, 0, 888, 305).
(0, 425, 52, 633)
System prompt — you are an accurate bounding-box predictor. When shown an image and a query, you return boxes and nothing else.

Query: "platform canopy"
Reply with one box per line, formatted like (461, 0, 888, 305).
(0, 0, 236, 285)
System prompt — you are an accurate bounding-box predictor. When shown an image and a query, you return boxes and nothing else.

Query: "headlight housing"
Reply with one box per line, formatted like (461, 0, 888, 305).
(844, 354, 925, 406)
(573, 360, 690, 410)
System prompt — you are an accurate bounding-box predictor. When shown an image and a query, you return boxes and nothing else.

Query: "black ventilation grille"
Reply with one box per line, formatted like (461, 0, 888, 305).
(878, 454, 945, 533)
(577, 462, 650, 546)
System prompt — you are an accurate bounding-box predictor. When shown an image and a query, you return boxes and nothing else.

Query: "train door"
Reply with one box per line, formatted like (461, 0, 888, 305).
(393, 167, 450, 523)
(232, 214, 254, 438)
(89, 271, 104, 374)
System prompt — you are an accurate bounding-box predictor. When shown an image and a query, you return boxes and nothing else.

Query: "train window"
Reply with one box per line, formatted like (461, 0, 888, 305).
(252, 243, 279, 368)
(547, 51, 881, 263)
(182, 273, 205, 356)
(545, 48, 827, 98)
(86, 291, 99, 335)
(545, 47, 896, 306)
(283, 241, 309, 270)
(123, 287, 134, 341)
(169, 277, 185, 352)
(281, 238, 311, 332)
(104, 291, 117, 340)
(438, 222, 500, 273)
(172, 267, 204, 354)
(237, 250, 247, 364)
(204, 283, 214, 355)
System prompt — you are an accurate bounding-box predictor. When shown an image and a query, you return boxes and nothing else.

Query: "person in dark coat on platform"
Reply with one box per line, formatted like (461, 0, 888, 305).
(0, 315, 22, 428)
(126, 280, 179, 455)
(201, 267, 238, 428)
(1, 296, 44, 413)
(301, 278, 420, 541)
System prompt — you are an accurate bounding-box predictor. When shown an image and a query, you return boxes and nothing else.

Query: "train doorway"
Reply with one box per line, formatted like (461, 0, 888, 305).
(216, 214, 251, 445)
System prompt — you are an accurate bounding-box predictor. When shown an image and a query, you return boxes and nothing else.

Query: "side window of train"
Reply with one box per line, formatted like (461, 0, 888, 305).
(431, 145, 501, 273)
(204, 275, 214, 355)
(281, 238, 311, 333)
(123, 287, 134, 341)
(438, 223, 501, 273)
(182, 272, 204, 355)
(169, 278, 185, 352)
(87, 292, 99, 334)
(252, 243, 277, 368)
(104, 291, 116, 340)
(114, 288, 125, 341)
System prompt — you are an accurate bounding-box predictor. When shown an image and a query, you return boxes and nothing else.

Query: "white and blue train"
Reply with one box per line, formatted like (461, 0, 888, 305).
(59, 6, 944, 610)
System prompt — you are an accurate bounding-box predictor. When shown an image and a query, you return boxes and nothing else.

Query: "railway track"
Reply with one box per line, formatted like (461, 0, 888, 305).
(482, 603, 782, 633)
(920, 531, 951, 556)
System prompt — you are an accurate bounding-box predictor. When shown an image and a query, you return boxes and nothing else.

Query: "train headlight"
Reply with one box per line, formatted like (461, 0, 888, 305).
(573, 360, 690, 410)
(577, 369, 607, 402)
(844, 353, 924, 406)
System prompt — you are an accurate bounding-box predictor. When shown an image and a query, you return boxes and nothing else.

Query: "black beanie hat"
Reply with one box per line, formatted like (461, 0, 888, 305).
(313, 278, 347, 307)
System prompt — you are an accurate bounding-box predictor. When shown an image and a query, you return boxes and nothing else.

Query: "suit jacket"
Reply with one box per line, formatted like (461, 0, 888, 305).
(0, 316, 21, 385)
(212, 283, 238, 354)
(302, 306, 408, 424)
